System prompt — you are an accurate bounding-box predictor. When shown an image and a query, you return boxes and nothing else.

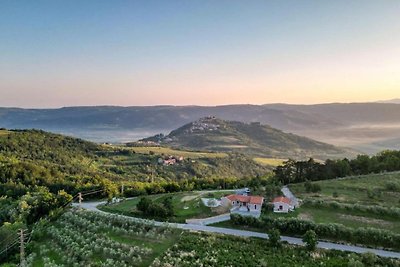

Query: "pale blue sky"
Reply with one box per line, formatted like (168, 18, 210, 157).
(0, 1, 399, 107)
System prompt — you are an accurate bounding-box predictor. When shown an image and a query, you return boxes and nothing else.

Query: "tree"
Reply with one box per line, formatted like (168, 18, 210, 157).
(302, 230, 318, 251)
(137, 197, 151, 213)
(268, 228, 281, 248)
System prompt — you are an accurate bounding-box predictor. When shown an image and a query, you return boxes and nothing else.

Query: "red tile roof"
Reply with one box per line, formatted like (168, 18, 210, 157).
(273, 196, 291, 204)
(225, 194, 264, 205)
(249, 196, 264, 205)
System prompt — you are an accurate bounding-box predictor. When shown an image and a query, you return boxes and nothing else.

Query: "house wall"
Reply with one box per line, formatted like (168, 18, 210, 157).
(273, 202, 290, 213)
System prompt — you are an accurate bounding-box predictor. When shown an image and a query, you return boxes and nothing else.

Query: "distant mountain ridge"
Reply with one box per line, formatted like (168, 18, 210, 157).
(0, 103, 399, 154)
(376, 99, 400, 104)
(143, 117, 355, 160)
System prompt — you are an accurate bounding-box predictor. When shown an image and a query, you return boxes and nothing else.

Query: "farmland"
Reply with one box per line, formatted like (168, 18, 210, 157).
(25, 209, 180, 267)
(287, 172, 400, 233)
(99, 190, 233, 223)
(123, 145, 228, 159)
(24, 209, 400, 267)
(253, 157, 285, 167)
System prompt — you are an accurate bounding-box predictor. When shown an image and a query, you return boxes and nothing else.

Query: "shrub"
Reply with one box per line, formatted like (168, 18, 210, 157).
(303, 230, 318, 251)
(268, 228, 281, 248)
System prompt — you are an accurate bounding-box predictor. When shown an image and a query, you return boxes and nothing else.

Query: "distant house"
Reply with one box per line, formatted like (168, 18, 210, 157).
(221, 194, 264, 217)
(163, 158, 176, 165)
(272, 196, 294, 213)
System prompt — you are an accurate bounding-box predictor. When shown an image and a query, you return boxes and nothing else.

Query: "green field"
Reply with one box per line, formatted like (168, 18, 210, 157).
(122, 145, 227, 158)
(290, 172, 400, 207)
(99, 190, 233, 223)
(287, 172, 400, 233)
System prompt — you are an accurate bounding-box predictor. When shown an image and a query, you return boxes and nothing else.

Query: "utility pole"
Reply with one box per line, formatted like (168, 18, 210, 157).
(78, 192, 83, 208)
(121, 184, 124, 196)
(19, 229, 25, 267)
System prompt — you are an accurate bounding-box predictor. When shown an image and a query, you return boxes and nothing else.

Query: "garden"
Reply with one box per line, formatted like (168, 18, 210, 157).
(98, 190, 233, 223)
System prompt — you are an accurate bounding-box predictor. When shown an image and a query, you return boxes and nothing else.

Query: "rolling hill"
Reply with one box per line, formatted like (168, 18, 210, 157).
(142, 117, 355, 160)
(1, 102, 400, 153)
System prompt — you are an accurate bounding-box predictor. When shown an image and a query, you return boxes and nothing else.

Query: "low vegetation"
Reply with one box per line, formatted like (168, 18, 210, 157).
(99, 190, 232, 223)
(20, 210, 400, 267)
(154, 231, 398, 267)
(24, 209, 180, 267)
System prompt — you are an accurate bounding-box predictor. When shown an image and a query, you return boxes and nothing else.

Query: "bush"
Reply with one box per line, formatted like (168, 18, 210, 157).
(303, 230, 318, 251)
(231, 214, 400, 250)
(268, 228, 281, 248)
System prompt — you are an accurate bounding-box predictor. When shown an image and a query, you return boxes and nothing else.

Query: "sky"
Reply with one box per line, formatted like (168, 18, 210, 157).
(0, 0, 399, 108)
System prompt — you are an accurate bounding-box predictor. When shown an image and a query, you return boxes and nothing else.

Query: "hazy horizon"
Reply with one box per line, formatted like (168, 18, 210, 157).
(1, 1, 400, 107)
(0, 98, 399, 109)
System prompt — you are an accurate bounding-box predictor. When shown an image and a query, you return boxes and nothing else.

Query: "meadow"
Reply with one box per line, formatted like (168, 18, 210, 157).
(287, 172, 400, 233)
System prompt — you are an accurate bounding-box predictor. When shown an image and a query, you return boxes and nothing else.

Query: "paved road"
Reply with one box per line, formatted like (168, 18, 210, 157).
(74, 200, 400, 259)
(186, 213, 231, 225)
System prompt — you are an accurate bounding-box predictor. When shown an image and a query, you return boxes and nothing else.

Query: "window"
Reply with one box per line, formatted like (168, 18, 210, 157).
(254, 205, 257, 209)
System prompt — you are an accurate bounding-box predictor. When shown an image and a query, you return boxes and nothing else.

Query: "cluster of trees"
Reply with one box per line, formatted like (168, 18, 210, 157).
(230, 214, 400, 250)
(137, 196, 174, 219)
(123, 175, 271, 198)
(274, 150, 400, 184)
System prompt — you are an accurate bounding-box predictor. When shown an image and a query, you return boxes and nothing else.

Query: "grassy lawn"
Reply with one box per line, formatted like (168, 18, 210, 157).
(99, 190, 233, 223)
(121, 146, 227, 158)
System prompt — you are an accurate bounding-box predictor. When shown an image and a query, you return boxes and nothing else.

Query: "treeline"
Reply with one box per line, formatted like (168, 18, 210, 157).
(274, 150, 400, 184)
(122, 175, 271, 197)
(231, 214, 400, 250)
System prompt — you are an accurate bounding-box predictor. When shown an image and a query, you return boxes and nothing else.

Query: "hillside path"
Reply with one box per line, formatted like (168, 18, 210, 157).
(75, 200, 400, 259)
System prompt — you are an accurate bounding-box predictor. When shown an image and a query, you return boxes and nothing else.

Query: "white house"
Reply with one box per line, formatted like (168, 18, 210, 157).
(272, 196, 294, 213)
(221, 194, 264, 217)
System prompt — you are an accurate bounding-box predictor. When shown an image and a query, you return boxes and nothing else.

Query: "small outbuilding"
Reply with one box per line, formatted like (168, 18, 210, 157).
(272, 196, 293, 213)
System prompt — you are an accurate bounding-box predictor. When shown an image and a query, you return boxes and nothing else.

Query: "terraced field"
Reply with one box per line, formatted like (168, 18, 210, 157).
(287, 172, 400, 233)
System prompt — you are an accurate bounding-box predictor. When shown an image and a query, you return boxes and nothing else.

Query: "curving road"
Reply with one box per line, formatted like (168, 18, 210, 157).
(74, 200, 400, 259)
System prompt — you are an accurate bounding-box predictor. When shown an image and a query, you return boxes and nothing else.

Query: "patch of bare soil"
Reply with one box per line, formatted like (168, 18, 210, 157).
(181, 194, 200, 202)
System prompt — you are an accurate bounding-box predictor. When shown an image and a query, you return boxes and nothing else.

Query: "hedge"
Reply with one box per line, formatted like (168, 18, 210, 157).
(230, 214, 400, 250)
